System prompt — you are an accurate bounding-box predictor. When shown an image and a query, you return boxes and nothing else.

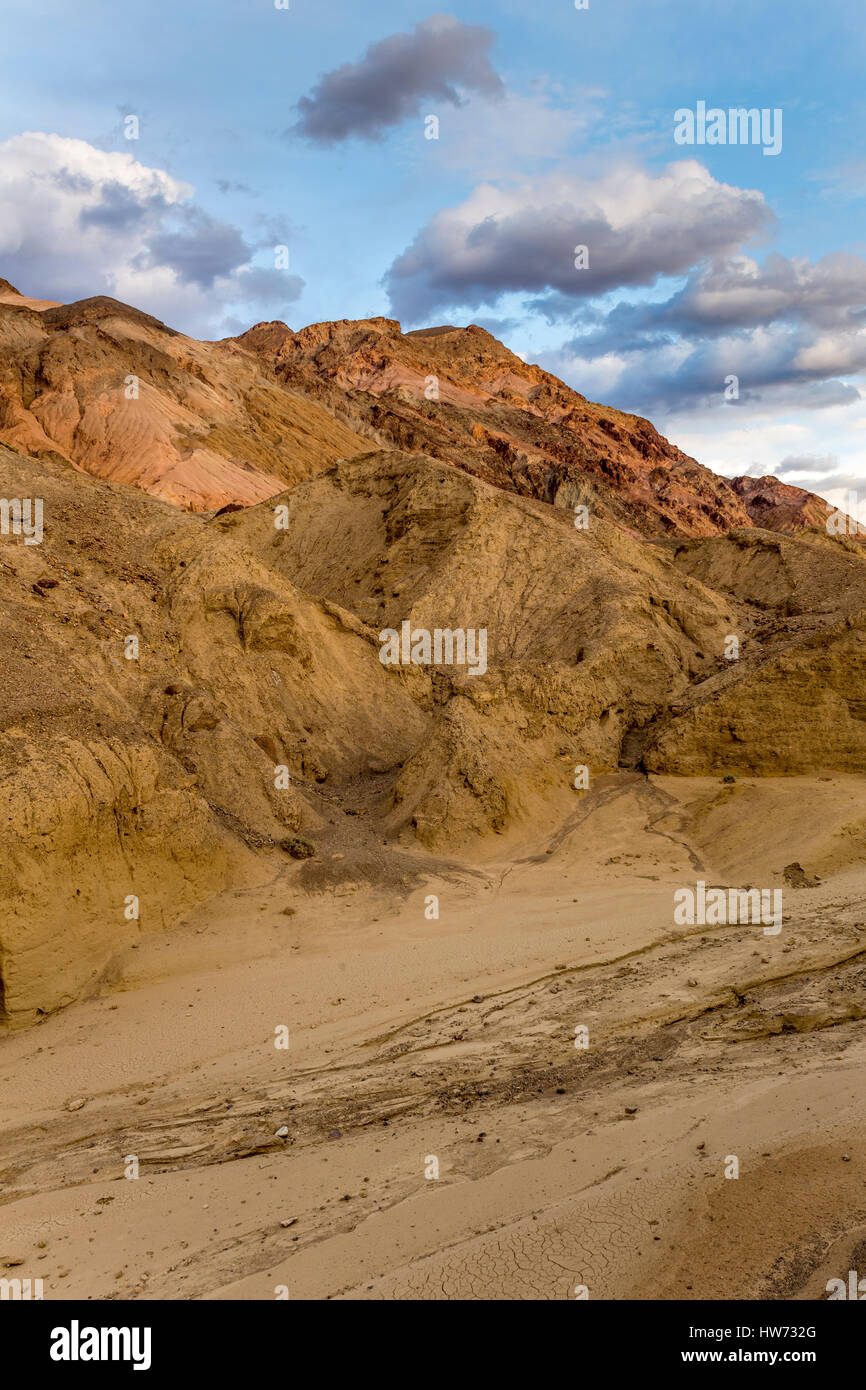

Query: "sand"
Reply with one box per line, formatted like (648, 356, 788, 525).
(2, 771, 865, 1301)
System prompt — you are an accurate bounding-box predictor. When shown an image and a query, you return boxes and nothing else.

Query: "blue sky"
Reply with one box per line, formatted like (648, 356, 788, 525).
(2, 0, 865, 510)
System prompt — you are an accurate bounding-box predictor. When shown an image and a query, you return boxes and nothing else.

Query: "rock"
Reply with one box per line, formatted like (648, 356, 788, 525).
(279, 836, 315, 859)
(67, 1098, 86, 1111)
(783, 862, 821, 888)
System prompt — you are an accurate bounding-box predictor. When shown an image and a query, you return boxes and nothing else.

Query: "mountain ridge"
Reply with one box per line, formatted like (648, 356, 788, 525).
(0, 277, 837, 535)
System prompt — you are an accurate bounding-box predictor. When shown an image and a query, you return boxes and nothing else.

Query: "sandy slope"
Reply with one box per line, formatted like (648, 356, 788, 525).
(2, 773, 865, 1301)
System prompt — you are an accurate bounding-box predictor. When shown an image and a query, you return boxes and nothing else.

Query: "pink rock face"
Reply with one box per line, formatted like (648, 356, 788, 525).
(0, 289, 367, 513)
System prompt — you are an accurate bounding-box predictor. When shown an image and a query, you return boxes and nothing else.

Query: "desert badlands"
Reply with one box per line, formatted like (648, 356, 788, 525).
(1, 280, 866, 1303)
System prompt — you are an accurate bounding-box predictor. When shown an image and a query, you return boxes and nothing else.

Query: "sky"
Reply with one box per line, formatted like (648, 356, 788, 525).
(1, 0, 865, 513)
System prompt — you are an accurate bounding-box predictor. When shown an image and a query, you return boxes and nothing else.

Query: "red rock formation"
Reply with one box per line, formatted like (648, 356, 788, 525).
(727, 474, 834, 532)
(238, 315, 829, 538)
(0, 276, 837, 536)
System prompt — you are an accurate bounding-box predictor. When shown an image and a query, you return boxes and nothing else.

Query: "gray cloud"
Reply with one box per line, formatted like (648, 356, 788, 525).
(143, 209, 251, 289)
(535, 248, 866, 418)
(776, 453, 839, 478)
(665, 252, 866, 334)
(385, 161, 772, 322)
(547, 249, 866, 363)
(79, 178, 172, 232)
(789, 471, 866, 495)
(216, 178, 255, 195)
(292, 13, 503, 145)
(387, 156, 866, 419)
(546, 325, 865, 418)
(232, 264, 304, 306)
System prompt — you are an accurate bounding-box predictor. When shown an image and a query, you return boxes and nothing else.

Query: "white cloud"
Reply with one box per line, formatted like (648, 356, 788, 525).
(386, 159, 771, 321)
(0, 132, 303, 334)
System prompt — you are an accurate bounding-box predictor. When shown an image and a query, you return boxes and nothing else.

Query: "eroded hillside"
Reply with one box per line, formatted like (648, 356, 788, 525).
(2, 441, 865, 1023)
